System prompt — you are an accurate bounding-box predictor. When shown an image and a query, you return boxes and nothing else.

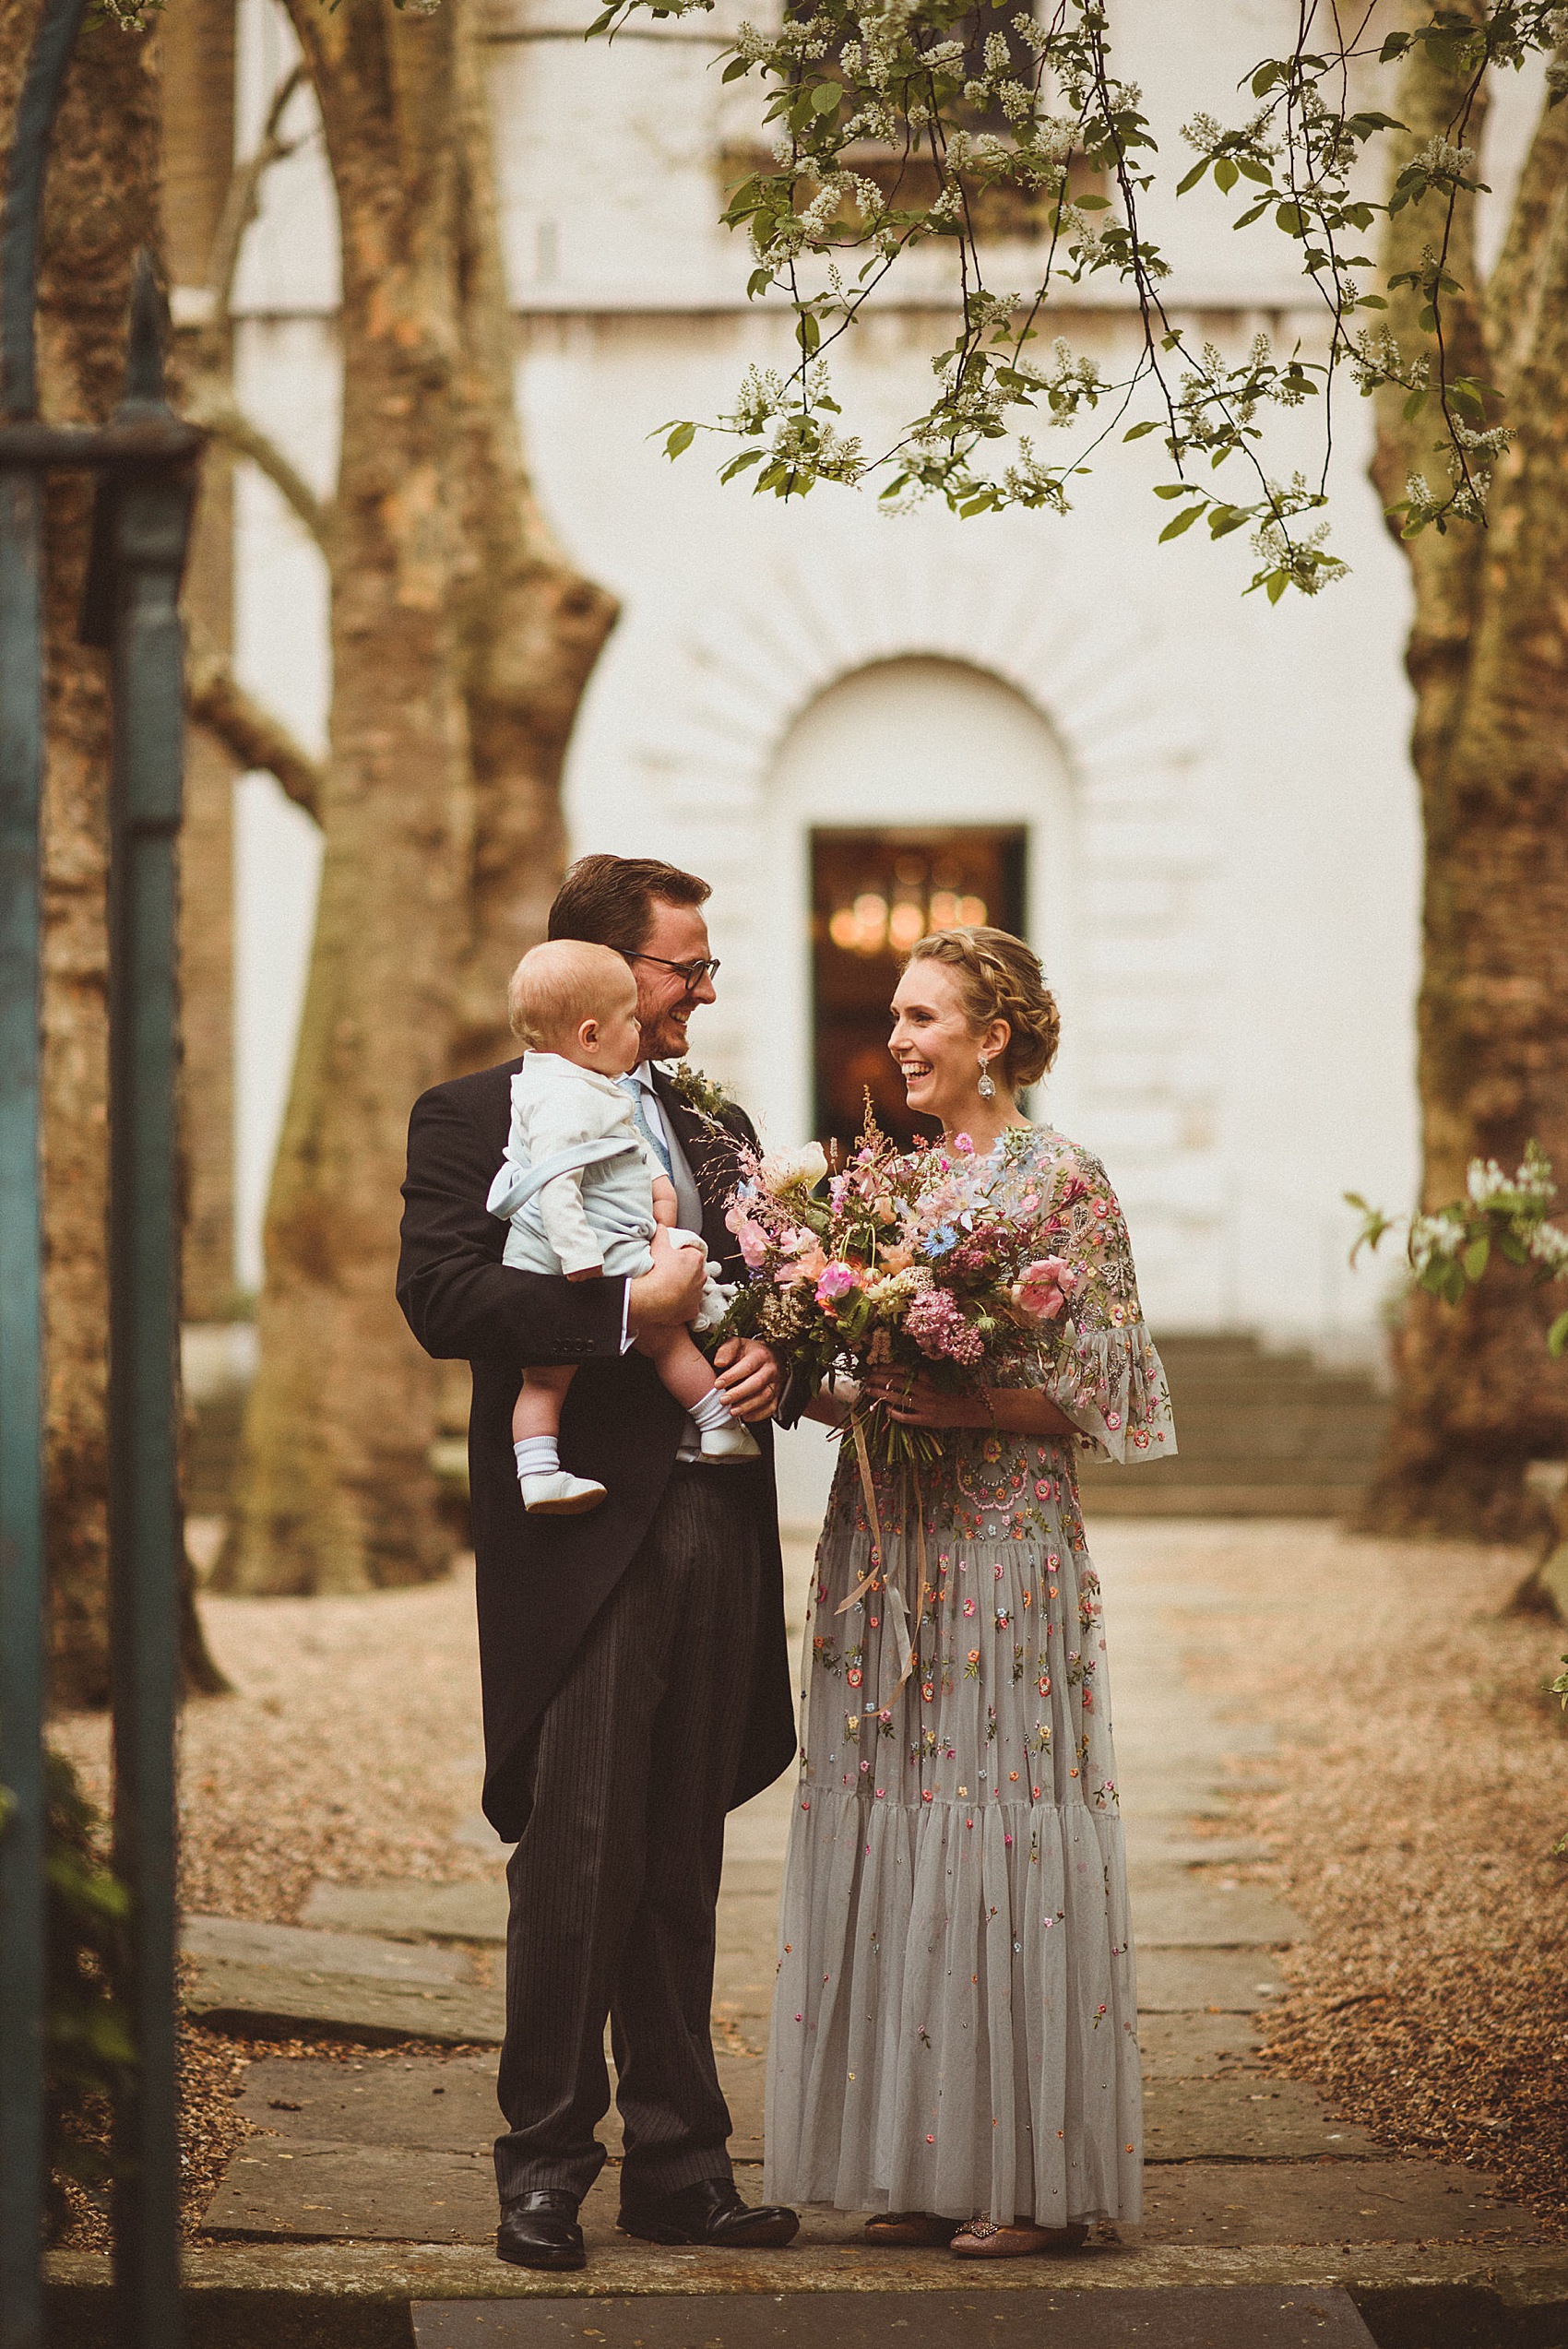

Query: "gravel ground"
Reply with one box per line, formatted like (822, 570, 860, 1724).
(1119, 1519, 1568, 2235)
(53, 1563, 497, 1924)
(49, 1524, 1568, 2236)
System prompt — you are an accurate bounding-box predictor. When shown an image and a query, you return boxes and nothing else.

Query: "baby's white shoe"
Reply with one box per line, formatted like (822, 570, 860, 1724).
(520, 1470, 607, 1515)
(699, 1422, 761, 1464)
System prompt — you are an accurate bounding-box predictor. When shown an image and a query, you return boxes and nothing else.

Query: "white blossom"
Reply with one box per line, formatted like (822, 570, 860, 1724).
(1409, 1211, 1468, 1275)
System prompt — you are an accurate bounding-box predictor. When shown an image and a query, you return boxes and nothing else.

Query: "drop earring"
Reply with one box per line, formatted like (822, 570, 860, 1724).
(977, 1054, 996, 1102)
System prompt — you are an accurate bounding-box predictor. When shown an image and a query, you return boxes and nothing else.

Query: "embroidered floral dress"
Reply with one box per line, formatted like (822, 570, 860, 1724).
(765, 1128, 1175, 2226)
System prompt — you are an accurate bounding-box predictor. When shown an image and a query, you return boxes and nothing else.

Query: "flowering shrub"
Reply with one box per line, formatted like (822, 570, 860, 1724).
(720, 1103, 1074, 1461)
(1348, 1140, 1568, 1358)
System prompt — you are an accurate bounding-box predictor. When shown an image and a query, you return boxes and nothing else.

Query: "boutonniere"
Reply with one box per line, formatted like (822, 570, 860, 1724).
(666, 1061, 732, 1122)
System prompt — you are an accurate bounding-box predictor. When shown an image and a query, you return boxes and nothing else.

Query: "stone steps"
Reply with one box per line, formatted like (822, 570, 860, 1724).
(1078, 1335, 1388, 1519)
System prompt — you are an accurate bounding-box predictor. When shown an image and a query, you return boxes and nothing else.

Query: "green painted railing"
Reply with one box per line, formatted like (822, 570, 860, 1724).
(1, 3, 200, 2340)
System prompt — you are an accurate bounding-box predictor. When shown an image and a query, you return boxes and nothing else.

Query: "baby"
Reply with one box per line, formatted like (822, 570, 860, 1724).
(487, 939, 759, 1515)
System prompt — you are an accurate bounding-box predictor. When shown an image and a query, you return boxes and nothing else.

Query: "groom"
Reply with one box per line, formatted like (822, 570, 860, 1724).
(397, 856, 800, 2272)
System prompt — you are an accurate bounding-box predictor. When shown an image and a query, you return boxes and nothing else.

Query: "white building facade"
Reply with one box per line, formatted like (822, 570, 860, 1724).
(229, 0, 1448, 1388)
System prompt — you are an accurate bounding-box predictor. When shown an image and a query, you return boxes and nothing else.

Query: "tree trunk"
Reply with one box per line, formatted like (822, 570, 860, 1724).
(215, 0, 469, 1595)
(215, 0, 615, 1592)
(0, 0, 222, 1701)
(160, 0, 238, 1321)
(1360, 22, 1568, 1540)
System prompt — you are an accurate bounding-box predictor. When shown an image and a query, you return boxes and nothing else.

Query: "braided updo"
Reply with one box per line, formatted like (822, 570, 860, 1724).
(906, 926, 1060, 1090)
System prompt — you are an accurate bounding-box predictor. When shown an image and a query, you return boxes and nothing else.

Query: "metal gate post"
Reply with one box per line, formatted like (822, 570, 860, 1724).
(0, 6, 90, 2344)
(88, 255, 194, 2349)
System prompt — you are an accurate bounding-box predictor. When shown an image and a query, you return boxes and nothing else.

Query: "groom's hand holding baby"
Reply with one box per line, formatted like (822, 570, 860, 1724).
(625, 1222, 710, 1321)
(624, 1228, 781, 1421)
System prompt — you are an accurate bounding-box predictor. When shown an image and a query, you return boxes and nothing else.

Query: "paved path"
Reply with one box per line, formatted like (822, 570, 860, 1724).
(173, 1526, 1565, 2344)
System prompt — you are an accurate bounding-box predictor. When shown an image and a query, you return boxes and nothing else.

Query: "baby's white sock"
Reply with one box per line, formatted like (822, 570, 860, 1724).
(689, 1384, 736, 1433)
(514, 1437, 560, 1478)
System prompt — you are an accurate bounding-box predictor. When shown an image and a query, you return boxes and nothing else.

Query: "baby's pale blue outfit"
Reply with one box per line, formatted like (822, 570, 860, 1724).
(486, 1053, 727, 1327)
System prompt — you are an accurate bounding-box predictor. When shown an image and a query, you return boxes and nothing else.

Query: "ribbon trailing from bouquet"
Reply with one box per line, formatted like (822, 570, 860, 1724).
(837, 1410, 933, 1692)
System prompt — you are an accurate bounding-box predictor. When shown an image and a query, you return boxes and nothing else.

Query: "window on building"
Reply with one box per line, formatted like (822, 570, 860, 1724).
(811, 825, 1027, 1157)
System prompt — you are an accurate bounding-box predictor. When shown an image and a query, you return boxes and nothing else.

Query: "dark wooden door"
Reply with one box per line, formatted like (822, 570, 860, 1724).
(810, 825, 1027, 1157)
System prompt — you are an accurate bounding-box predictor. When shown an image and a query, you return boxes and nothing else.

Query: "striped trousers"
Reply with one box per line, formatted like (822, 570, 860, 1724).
(494, 1463, 767, 2206)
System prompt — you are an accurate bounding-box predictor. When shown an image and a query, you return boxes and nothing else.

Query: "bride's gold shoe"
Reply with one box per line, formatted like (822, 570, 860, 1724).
(949, 2215, 1089, 2258)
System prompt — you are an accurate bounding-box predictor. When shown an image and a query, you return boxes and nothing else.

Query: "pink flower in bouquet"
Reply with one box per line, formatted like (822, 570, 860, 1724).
(1013, 1255, 1075, 1321)
(905, 1287, 986, 1365)
(814, 1260, 859, 1307)
(731, 1215, 770, 1270)
(877, 1243, 914, 1274)
(778, 1230, 827, 1287)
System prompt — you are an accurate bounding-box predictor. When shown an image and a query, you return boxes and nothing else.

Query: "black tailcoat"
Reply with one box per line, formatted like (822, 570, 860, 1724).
(397, 1059, 797, 1841)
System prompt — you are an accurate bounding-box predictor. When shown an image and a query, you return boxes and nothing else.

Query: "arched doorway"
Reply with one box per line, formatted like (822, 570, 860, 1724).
(757, 654, 1076, 1164)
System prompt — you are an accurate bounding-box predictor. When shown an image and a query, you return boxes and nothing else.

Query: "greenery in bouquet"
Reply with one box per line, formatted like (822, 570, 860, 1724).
(719, 1106, 1076, 1466)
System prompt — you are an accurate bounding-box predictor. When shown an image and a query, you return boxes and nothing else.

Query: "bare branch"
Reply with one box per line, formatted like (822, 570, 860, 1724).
(187, 647, 324, 823)
(184, 379, 333, 552)
(203, 63, 312, 343)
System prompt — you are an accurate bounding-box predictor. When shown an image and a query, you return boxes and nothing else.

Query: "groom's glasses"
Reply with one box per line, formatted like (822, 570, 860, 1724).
(628, 951, 722, 989)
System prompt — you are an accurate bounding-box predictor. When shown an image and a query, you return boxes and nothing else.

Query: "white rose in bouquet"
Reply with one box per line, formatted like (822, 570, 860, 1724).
(756, 1141, 829, 1197)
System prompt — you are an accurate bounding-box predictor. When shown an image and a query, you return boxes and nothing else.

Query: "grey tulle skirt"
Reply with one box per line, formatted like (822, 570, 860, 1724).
(764, 1439, 1143, 2225)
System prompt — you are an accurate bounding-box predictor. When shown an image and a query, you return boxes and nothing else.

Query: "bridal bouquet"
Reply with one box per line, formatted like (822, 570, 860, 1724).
(719, 1109, 1077, 1466)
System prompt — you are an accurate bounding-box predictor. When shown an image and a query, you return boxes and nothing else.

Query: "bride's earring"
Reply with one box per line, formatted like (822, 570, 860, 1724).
(977, 1054, 996, 1102)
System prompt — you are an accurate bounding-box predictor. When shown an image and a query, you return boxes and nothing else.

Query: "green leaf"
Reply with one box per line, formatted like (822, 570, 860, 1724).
(1402, 388, 1427, 421)
(1463, 1234, 1491, 1281)
(1075, 193, 1111, 210)
(1275, 200, 1305, 237)
(721, 53, 750, 80)
(1251, 59, 1284, 97)
(1237, 156, 1275, 186)
(812, 79, 841, 112)
(798, 309, 820, 355)
(1265, 568, 1288, 604)
(1214, 156, 1239, 195)
(663, 421, 695, 459)
(1550, 1309, 1568, 1359)
(1207, 505, 1248, 539)
(1233, 199, 1269, 230)
(1176, 159, 1209, 195)
(1158, 501, 1204, 541)
(1123, 420, 1158, 440)
(1153, 480, 1197, 499)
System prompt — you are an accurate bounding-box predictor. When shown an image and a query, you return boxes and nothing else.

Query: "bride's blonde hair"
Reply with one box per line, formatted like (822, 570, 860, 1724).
(906, 926, 1060, 1090)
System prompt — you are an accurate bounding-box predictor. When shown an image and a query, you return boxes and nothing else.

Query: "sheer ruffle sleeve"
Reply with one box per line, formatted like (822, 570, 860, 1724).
(1022, 1142, 1176, 1466)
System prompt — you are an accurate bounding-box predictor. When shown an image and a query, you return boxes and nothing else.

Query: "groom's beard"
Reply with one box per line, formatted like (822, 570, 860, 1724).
(638, 1003, 698, 1062)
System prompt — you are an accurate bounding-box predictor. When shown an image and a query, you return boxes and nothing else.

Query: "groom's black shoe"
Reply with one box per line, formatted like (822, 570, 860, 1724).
(497, 2189, 586, 2271)
(617, 2177, 799, 2249)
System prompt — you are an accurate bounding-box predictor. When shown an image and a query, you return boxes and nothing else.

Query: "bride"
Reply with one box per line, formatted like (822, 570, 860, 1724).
(764, 925, 1175, 2256)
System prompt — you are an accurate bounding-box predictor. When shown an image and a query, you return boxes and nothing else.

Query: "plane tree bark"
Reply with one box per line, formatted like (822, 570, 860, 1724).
(208, 0, 615, 1594)
(1360, 14, 1568, 1540)
(0, 0, 222, 1701)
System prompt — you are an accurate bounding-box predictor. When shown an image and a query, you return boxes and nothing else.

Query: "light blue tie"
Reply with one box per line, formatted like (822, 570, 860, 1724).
(618, 1074, 672, 1176)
